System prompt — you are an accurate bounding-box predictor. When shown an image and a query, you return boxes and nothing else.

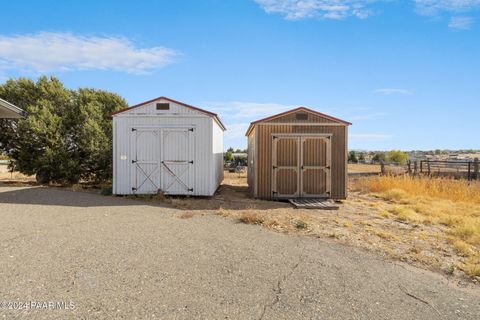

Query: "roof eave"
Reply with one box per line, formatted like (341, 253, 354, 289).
(0, 98, 26, 118)
(245, 106, 351, 136)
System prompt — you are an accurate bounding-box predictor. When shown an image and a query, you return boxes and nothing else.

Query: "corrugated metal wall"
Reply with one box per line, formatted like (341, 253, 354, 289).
(211, 118, 224, 194)
(113, 98, 223, 196)
(252, 123, 347, 199)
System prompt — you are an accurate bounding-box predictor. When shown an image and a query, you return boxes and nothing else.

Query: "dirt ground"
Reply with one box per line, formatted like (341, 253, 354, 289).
(1, 182, 480, 319)
(1, 171, 478, 283)
(110, 172, 479, 283)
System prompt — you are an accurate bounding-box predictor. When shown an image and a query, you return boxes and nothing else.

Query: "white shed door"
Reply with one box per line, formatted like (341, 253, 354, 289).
(131, 128, 161, 194)
(161, 128, 195, 195)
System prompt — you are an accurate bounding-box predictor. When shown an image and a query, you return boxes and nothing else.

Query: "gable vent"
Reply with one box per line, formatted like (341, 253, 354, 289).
(295, 112, 308, 120)
(156, 103, 170, 110)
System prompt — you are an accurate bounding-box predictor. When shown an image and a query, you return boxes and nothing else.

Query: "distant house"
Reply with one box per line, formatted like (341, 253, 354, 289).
(0, 98, 25, 118)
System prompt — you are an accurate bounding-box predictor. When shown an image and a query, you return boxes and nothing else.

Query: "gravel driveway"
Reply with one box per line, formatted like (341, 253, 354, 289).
(0, 184, 479, 319)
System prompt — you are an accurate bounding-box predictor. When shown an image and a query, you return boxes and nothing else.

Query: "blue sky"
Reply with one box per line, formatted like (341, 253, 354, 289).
(0, 0, 479, 151)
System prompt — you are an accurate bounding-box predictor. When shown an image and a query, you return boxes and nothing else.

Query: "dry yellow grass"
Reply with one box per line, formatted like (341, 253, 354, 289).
(0, 171, 35, 181)
(353, 175, 480, 203)
(352, 175, 480, 277)
(348, 163, 381, 173)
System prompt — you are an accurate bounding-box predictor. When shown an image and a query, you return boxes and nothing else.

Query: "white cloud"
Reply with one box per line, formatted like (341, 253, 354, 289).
(448, 15, 475, 29)
(205, 101, 300, 148)
(205, 101, 296, 120)
(374, 88, 413, 95)
(0, 32, 178, 74)
(225, 123, 252, 139)
(414, 0, 480, 16)
(254, 0, 380, 20)
(350, 133, 392, 140)
(255, 1, 480, 29)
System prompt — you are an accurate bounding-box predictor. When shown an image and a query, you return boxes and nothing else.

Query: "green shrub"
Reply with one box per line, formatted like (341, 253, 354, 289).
(0, 76, 128, 183)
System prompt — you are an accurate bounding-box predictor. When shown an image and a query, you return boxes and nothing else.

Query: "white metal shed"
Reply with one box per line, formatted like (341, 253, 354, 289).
(112, 96, 225, 196)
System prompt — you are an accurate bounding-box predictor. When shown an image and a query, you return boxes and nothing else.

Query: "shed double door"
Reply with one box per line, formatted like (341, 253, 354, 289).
(130, 127, 194, 194)
(272, 135, 331, 198)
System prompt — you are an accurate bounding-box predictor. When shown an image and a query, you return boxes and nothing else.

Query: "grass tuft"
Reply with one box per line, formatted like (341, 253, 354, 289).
(389, 206, 425, 223)
(452, 240, 473, 257)
(239, 212, 265, 225)
(295, 220, 308, 230)
(379, 188, 410, 202)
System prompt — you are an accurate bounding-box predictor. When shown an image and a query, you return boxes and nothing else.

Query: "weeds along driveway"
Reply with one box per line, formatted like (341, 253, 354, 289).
(0, 184, 479, 320)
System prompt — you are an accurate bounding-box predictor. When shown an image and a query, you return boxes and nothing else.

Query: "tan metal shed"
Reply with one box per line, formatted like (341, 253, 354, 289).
(246, 107, 351, 200)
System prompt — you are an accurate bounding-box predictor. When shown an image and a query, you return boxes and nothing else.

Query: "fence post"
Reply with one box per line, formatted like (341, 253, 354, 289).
(427, 160, 431, 176)
(380, 161, 385, 175)
(414, 160, 418, 176)
(407, 160, 412, 175)
(468, 162, 472, 181)
(474, 158, 479, 180)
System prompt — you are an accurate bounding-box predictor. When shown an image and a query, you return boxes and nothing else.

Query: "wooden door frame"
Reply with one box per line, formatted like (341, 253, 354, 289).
(271, 133, 332, 199)
(272, 135, 300, 198)
(300, 135, 332, 198)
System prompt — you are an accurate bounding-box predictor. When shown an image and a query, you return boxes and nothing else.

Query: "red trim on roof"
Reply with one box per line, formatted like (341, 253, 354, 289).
(110, 96, 226, 130)
(251, 107, 351, 125)
(245, 107, 351, 136)
(110, 96, 217, 117)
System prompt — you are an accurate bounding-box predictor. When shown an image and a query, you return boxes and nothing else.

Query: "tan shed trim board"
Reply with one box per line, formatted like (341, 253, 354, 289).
(271, 133, 333, 138)
(262, 123, 347, 126)
(345, 125, 348, 198)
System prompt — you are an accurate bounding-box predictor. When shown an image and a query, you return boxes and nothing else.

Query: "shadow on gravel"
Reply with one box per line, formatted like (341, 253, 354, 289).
(0, 184, 141, 208)
(0, 183, 289, 210)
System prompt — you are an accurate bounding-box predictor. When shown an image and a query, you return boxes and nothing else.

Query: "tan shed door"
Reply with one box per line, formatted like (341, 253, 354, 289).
(272, 134, 331, 198)
(300, 136, 331, 198)
(272, 136, 300, 198)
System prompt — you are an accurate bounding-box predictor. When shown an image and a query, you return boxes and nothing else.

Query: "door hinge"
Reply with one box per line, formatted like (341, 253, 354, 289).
(273, 165, 277, 169)
(132, 160, 137, 164)
(132, 187, 137, 191)
(272, 191, 277, 195)
(189, 160, 194, 164)
(188, 188, 194, 192)
(131, 128, 137, 132)
(272, 136, 277, 139)
(189, 128, 194, 132)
